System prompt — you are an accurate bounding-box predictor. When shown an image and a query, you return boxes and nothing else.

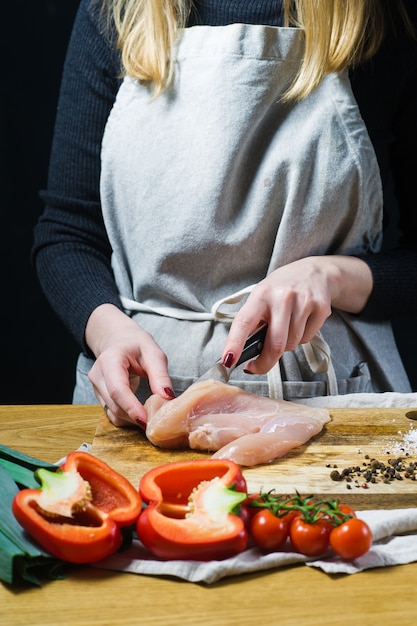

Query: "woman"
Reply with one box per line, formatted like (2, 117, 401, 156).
(33, 0, 417, 426)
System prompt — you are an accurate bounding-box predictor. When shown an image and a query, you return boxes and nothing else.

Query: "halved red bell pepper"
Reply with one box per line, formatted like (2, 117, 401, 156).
(136, 459, 248, 560)
(12, 451, 142, 564)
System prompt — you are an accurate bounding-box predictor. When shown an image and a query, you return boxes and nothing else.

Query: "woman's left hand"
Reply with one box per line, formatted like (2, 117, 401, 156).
(222, 255, 373, 374)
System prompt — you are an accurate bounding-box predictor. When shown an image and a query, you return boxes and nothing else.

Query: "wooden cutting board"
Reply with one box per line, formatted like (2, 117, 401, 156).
(91, 407, 417, 510)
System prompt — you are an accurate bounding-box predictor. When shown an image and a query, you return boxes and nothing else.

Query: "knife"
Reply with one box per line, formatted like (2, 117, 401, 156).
(194, 324, 268, 385)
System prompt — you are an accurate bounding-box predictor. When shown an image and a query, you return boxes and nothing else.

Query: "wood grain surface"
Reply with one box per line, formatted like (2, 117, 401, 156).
(91, 407, 417, 510)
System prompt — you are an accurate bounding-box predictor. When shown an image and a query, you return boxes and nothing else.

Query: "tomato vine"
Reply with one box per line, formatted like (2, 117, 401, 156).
(246, 491, 372, 559)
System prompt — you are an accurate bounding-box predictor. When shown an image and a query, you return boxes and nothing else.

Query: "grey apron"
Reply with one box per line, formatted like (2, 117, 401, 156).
(73, 24, 411, 405)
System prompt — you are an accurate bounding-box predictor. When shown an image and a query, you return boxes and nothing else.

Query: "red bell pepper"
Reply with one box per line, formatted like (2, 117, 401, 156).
(136, 459, 248, 560)
(12, 451, 142, 564)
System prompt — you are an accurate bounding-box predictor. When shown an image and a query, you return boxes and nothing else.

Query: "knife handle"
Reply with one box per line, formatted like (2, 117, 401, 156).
(235, 324, 268, 368)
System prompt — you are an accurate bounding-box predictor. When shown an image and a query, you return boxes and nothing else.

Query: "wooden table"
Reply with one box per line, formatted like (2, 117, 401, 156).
(1, 404, 416, 626)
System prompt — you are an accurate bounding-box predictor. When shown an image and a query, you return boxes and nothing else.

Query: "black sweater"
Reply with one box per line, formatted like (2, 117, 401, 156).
(33, 0, 417, 352)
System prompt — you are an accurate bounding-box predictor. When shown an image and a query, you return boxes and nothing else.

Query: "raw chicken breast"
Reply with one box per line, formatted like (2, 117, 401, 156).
(144, 379, 330, 467)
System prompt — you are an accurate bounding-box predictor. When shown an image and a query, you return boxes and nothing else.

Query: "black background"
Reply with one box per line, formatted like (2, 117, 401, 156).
(1, 0, 80, 403)
(1, 0, 416, 405)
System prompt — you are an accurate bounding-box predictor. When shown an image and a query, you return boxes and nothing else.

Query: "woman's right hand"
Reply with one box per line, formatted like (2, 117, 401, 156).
(85, 304, 175, 427)
(221, 255, 373, 375)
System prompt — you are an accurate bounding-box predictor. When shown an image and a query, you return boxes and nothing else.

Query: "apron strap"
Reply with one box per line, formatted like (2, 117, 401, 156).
(267, 331, 338, 399)
(120, 284, 256, 322)
(303, 332, 338, 396)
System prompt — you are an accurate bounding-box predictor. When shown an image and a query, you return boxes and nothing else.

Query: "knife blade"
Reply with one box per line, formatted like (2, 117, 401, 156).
(194, 324, 268, 385)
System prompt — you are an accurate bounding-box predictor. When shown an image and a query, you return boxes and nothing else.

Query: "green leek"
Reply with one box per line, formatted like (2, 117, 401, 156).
(0, 446, 65, 586)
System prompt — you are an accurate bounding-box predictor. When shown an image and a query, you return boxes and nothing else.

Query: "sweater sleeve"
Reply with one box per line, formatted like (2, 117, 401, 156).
(32, 0, 122, 352)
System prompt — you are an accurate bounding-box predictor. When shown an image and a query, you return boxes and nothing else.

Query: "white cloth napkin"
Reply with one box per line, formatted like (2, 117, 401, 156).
(93, 508, 417, 583)
(296, 392, 417, 408)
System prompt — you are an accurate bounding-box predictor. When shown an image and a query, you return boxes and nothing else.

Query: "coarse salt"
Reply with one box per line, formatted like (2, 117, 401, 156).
(384, 425, 417, 455)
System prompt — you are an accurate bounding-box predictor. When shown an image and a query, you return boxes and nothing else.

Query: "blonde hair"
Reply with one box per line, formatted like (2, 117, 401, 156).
(283, 0, 385, 100)
(104, 0, 190, 95)
(104, 0, 410, 99)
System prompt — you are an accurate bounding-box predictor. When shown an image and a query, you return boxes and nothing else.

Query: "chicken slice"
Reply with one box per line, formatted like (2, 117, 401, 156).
(144, 379, 330, 466)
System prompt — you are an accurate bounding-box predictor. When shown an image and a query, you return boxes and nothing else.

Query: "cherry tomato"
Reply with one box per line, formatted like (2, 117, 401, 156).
(329, 518, 373, 559)
(332, 503, 356, 522)
(281, 508, 301, 527)
(278, 498, 309, 526)
(321, 503, 356, 526)
(250, 509, 289, 551)
(289, 518, 331, 556)
(240, 494, 262, 530)
(337, 503, 356, 517)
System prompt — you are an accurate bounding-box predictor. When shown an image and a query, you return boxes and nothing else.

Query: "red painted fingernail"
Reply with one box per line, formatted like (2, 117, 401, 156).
(163, 387, 176, 399)
(222, 352, 235, 368)
(243, 368, 255, 375)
